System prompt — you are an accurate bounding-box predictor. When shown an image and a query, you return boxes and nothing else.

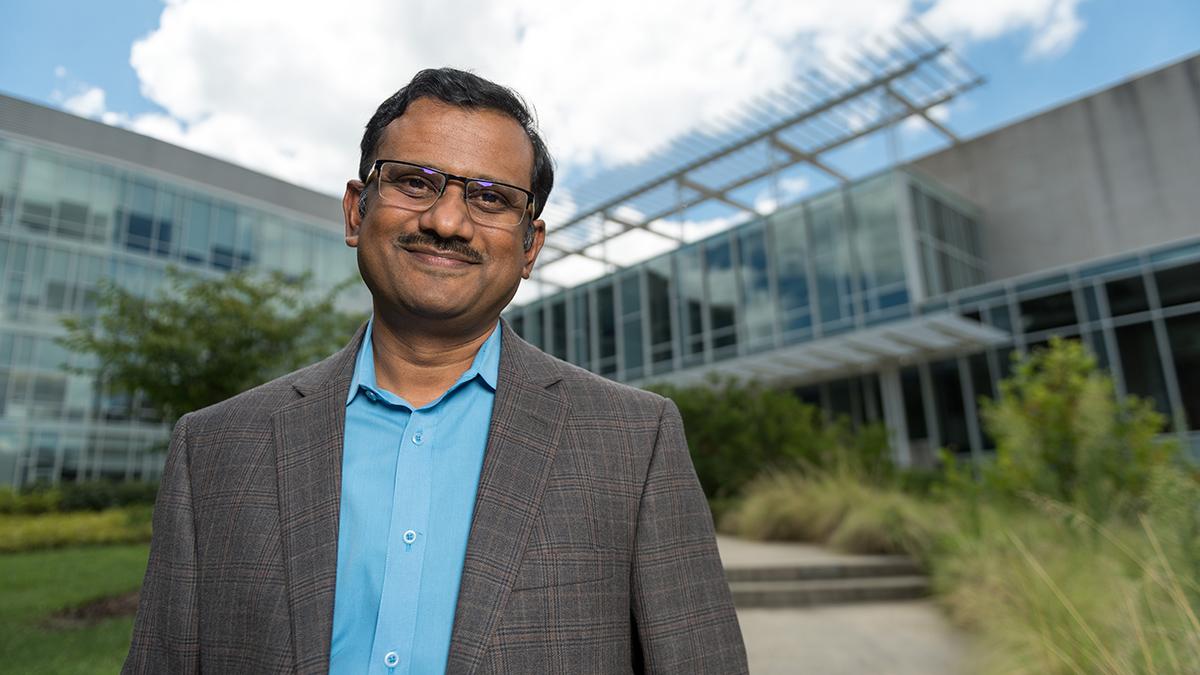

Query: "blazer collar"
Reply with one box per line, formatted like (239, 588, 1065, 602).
(273, 321, 365, 674)
(446, 321, 569, 675)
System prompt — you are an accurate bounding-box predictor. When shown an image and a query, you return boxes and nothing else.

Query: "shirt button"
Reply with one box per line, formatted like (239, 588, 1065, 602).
(403, 529, 417, 544)
(412, 431, 424, 445)
(383, 651, 400, 667)
(364, 390, 378, 402)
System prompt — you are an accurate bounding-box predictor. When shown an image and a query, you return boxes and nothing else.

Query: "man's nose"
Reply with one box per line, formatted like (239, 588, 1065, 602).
(418, 181, 476, 241)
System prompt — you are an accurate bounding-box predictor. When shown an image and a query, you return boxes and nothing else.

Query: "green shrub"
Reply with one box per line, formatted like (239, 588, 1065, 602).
(0, 507, 153, 553)
(0, 481, 159, 515)
(721, 469, 949, 558)
(827, 489, 945, 558)
(0, 487, 62, 515)
(59, 480, 159, 512)
(979, 337, 1177, 519)
(649, 377, 892, 500)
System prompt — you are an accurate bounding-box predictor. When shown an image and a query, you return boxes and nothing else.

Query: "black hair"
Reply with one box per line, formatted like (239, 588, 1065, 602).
(358, 68, 554, 220)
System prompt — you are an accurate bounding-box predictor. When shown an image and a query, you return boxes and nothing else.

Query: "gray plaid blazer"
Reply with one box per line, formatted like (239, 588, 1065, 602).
(123, 322, 747, 674)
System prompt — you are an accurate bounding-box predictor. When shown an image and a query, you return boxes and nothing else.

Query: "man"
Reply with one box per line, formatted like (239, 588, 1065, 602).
(124, 68, 747, 674)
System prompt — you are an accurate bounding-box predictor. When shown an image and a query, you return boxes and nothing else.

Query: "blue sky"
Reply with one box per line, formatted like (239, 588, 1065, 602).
(3, 1, 1197, 187)
(1, 0, 1197, 284)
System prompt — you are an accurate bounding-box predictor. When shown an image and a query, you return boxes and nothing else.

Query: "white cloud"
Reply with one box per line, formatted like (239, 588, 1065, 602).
(921, 0, 1087, 61)
(62, 86, 108, 118)
(81, 0, 1085, 204)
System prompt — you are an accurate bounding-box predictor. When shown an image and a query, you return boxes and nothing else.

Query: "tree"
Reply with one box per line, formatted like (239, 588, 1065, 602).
(979, 337, 1177, 518)
(61, 268, 366, 423)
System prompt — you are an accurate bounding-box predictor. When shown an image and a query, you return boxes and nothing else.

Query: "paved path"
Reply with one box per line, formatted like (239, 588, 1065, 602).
(717, 537, 971, 674)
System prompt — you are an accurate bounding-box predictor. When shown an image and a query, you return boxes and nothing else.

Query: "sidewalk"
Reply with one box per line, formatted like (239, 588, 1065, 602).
(717, 537, 971, 675)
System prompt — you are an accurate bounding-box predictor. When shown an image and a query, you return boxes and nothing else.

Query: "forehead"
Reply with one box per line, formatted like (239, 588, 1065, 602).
(376, 98, 535, 188)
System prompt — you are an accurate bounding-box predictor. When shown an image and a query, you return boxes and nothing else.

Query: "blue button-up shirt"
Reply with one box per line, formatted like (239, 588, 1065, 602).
(330, 319, 500, 674)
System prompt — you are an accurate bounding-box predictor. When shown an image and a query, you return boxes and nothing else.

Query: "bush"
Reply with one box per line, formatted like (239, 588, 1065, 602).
(720, 469, 949, 558)
(59, 481, 159, 512)
(0, 507, 154, 553)
(0, 481, 159, 515)
(980, 337, 1177, 519)
(0, 488, 62, 515)
(648, 377, 893, 500)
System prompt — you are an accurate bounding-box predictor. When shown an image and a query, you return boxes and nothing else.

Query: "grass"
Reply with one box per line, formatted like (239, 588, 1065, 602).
(719, 470, 948, 559)
(0, 544, 149, 674)
(722, 466, 1200, 674)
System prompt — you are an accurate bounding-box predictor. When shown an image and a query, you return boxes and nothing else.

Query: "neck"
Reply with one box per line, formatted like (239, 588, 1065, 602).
(369, 310, 497, 408)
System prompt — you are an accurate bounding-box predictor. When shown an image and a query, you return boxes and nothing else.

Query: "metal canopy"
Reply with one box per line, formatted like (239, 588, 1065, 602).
(631, 313, 1009, 390)
(536, 21, 982, 284)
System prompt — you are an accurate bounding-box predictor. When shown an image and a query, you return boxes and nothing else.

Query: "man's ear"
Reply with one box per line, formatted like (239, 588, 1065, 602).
(521, 219, 546, 279)
(342, 180, 366, 248)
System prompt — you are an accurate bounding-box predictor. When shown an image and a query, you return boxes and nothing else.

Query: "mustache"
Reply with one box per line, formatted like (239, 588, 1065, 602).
(395, 232, 484, 263)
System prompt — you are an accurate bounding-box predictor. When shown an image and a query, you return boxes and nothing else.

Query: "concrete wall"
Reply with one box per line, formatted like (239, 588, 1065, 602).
(912, 54, 1200, 281)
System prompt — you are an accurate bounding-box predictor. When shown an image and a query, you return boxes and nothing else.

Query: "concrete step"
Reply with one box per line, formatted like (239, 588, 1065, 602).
(730, 575, 931, 609)
(724, 556, 921, 583)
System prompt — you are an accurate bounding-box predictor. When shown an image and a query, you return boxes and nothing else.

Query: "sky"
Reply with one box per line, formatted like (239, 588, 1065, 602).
(1, 0, 1198, 297)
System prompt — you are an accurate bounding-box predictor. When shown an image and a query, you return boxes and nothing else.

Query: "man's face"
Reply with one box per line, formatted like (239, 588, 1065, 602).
(343, 98, 545, 332)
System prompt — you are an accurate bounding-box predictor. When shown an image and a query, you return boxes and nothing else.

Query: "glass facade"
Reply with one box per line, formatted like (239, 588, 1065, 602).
(507, 171, 927, 379)
(0, 131, 363, 487)
(507, 166, 1200, 463)
(905, 240, 1200, 459)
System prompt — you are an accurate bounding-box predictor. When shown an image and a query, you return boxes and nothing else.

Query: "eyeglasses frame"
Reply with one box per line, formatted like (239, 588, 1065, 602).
(363, 159, 536, 228)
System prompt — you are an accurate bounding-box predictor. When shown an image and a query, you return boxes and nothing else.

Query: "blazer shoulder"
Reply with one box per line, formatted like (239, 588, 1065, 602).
(527, 349, 668, 417)
(181, 322, 365, 433)
(181, 357, 329, 432)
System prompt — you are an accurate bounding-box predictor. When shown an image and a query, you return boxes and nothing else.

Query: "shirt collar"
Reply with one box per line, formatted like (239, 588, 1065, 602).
(346, 317, 502, 406)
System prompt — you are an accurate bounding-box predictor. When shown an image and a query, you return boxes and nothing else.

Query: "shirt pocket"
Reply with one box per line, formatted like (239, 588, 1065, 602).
(511, 545, 617, 591)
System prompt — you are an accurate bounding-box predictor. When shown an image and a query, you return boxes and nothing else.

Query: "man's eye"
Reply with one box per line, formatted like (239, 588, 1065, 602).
(388, 175, 437, 195)
(469, 189, 514, 212)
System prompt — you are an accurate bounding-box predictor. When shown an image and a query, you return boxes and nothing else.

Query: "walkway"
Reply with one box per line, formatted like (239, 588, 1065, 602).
(717, 536, 970, 675)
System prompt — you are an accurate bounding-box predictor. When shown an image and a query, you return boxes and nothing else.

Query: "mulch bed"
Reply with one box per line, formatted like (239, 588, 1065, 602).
(43, 591, 140, 628)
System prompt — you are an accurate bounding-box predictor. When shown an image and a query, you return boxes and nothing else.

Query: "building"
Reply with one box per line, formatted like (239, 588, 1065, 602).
(0, 93, 362, 487)
(1, 40, 1196, 488)
(505, 52, 1200, 465)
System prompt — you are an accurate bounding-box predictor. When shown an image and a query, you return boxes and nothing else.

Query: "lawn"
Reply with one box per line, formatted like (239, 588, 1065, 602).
(0, 544, 149, 674)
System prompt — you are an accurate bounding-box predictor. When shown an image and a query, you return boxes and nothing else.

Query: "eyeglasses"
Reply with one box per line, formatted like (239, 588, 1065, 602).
(364, 159, 535, 229)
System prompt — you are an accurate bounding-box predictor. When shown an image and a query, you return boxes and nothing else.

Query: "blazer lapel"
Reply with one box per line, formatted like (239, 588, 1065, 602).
(272, 324, 365, 675)
(446, 327, 569, 675)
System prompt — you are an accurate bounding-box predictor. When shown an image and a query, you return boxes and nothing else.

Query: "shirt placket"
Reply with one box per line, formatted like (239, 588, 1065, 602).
(369, 409, 437, 675)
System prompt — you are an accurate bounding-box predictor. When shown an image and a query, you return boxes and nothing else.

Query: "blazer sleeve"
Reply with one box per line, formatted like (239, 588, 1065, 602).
(123, 413, 201, 675)
(630, 398, 749, 674)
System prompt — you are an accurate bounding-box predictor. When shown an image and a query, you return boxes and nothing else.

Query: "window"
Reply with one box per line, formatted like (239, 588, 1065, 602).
(619, 271, 643, 379)
(929, 359, 969, 454)
(1019, 291, 1078, 335)
(569, 288, 591, 369)
(1155, 262, 1200, 308)
(737, 226, 775, 351)
(1106, 276, 1150, 316)
(705, 236, 737, 356)
(808, 195, 851, 327)
(646, 258, 674, 373)
(595, 284, 616, 376)
(549, 300, 567, 361)
(675, 248, 705, 366)
(1165, 314, 1200, 430)
(1115, 322, 1171, 418)
(771, 207, 813, 339)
